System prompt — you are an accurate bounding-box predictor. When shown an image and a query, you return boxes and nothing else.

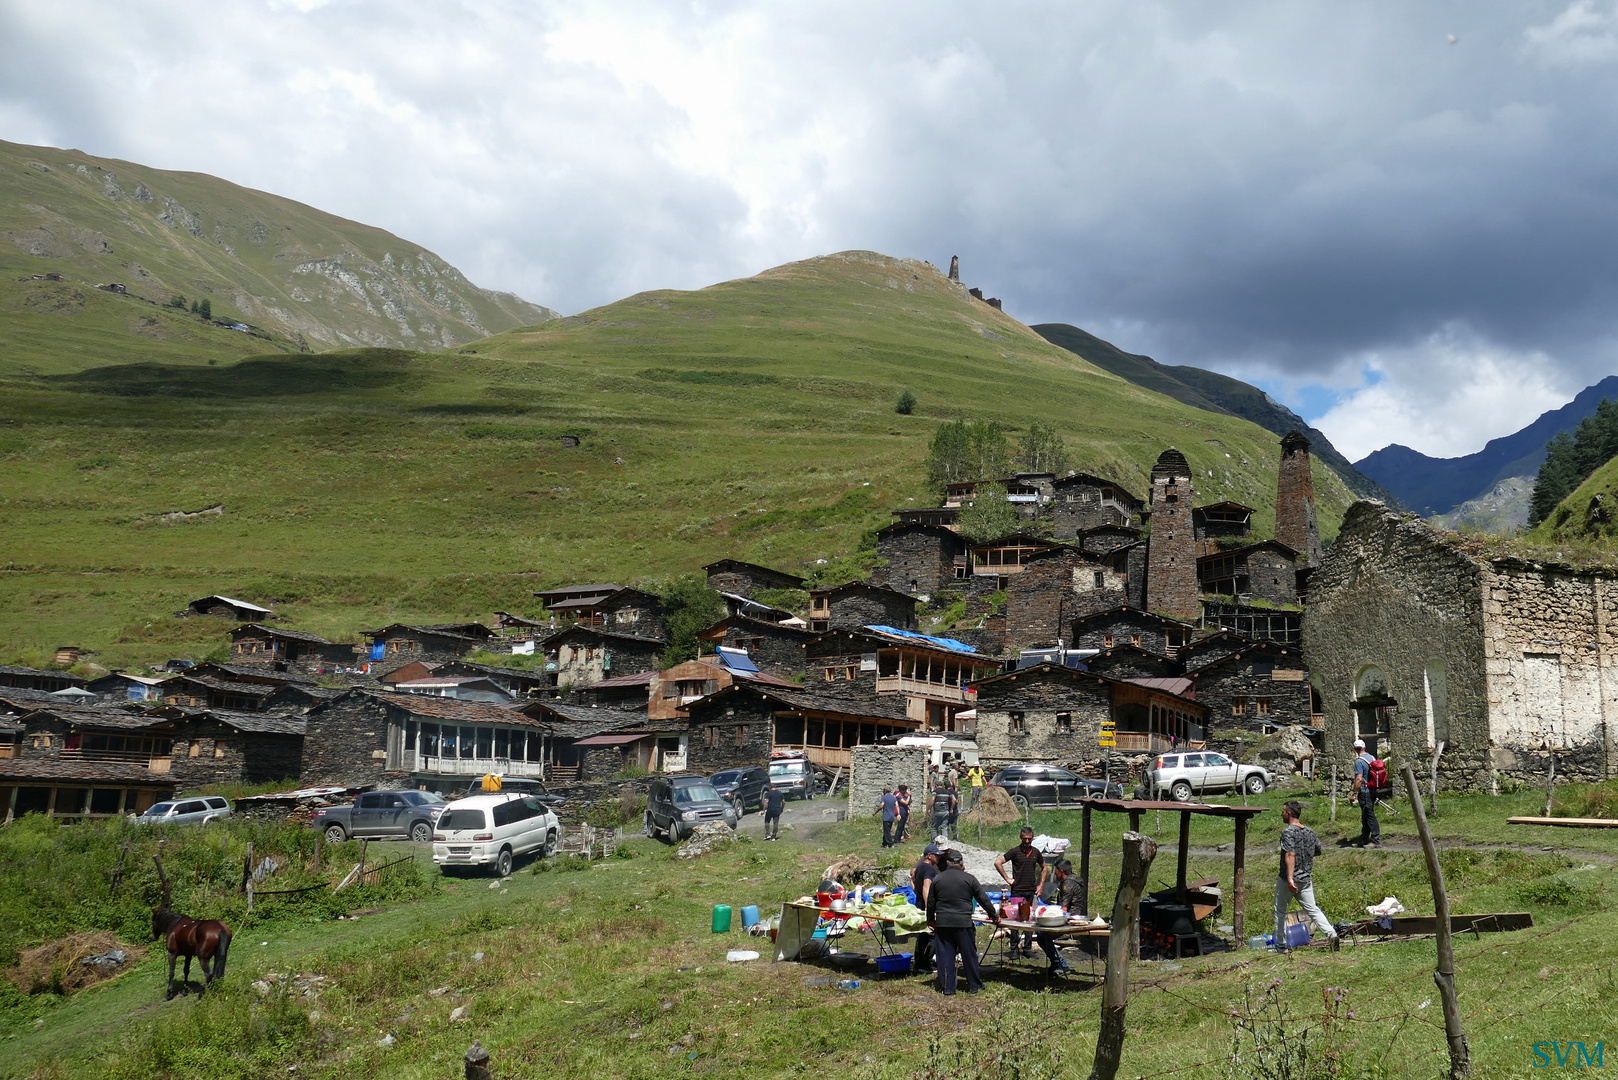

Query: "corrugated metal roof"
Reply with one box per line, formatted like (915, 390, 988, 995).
(192, 595, 273, 614)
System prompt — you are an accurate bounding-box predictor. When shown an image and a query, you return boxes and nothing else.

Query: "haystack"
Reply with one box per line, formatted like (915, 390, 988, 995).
(5, 931, 145, 995)
(958, 783, 1021, 829)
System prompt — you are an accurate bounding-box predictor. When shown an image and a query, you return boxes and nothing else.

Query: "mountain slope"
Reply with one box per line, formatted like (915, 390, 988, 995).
(0, 251, 1354, 668)
(1355, 376, 1618, 517)
(0, 139, 556, 367)
(1031, 322, 1392, 503)
(1532, 450, 1618, 543)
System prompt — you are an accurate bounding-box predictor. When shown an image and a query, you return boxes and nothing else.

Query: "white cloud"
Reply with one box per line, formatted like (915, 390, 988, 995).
(1310, 325, 1574, 460)
(1526, 1, 1618, 66)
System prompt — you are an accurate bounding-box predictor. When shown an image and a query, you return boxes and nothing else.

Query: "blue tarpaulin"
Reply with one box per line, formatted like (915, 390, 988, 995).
(369, 642, 385, 661)
(865, 625, 979, 654)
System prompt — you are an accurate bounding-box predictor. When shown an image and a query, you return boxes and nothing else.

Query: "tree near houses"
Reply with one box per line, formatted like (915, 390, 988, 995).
(956, 483, 1019, 543)
(1018, 420, 1068, 475)
(656, 573, 727, 666)
(925, 419, 1013, 493)
(1530, 398, 1618, 525)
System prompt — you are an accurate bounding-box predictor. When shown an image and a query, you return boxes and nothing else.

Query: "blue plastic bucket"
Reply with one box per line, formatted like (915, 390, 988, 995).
(1283, 922, 1310, 949)
(740, 905, 761, 928)
(874, 952, 913, 974)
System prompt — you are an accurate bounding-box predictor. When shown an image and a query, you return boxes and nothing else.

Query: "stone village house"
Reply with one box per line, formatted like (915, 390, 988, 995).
(1304, 501, 1618, 790)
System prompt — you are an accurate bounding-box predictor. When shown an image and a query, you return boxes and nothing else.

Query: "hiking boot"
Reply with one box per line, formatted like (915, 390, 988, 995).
(1364, 841, 1381, 848)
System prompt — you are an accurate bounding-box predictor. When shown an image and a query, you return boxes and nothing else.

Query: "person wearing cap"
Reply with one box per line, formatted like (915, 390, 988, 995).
(1350, 739, 1381, 848)
(925, 848, 1001, 995)
(910, 843, 943, 974)
(994, 826, 1049, 958)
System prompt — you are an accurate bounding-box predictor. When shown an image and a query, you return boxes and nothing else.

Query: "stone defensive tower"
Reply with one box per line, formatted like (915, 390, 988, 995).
(948, 255, 960, 282)
(1276, 431, 1322, 567)
(1146, 448, 1199, 621)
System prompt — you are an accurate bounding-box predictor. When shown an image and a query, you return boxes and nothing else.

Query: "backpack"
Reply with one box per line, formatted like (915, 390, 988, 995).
(1367, 758, 1389, 793)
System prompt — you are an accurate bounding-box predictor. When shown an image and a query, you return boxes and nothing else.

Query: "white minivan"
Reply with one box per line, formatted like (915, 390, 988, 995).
(431, 792, 560, 877)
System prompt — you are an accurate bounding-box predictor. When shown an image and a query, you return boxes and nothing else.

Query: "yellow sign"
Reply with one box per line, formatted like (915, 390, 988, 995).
(1098, 719, 1116, 748)
(1099, 735, 1116, 748)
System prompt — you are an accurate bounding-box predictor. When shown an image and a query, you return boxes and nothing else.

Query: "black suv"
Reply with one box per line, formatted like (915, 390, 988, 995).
(990, 764, 1123, 808)
(710, 765, 770, 813)
(644, 774, 739, 842)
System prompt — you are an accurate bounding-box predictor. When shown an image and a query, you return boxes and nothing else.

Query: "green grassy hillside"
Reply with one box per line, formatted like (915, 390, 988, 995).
(0, 140, 555, 367)
(0, 251, 1352, 669)
(1531, 450, 1618, 542)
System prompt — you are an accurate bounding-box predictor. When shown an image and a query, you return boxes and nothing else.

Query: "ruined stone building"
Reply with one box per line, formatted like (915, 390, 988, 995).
(1304, 501, 1618, 790)
(702, 559, 806, 598)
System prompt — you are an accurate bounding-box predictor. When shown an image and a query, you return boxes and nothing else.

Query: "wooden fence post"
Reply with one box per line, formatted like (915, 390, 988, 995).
(1088, 831, 1158, 1080)
(313, 830, 322, 873)
(1544, 751, 1557, 819)
(241, 842, 253, 893)
(1232, 816, 1247, 944)
(1330, 764, 1337, 823)
(1430, 741, 1445, 817)
(1403, 764, 1470, 1079)
(464, 1040, 492, 1080)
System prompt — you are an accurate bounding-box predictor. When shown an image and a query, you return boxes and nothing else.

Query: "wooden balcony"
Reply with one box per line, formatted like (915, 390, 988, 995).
(413, 755, 547, 777)
(60, 748, 158, 766)
(775, 743, 852, 769)
(876, 675, 971, 704)
(1110, 732, 1174, 754)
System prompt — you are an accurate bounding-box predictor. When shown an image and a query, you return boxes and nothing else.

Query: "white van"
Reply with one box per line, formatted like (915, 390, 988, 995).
(431, 792, 559, 877)
(894, 733, 980, 768)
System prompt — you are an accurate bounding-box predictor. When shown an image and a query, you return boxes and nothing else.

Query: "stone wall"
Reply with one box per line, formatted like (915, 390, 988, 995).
(301, 694, 402, 788)
(1050, 479, 1134, 538)
(1303, 502, 1493, 792)
(1146, 450, 1200, 620)
(683, 692, 778, 773)
(707, 618, 811, 677)
(1480, 562, 1618, 774)
(1191, 658, 1315, 735)
(873, 526, 968, 596)
(1247, 546, 1302, 607)
(828, 591, 916, 632)
(168, 721, 303, 788)
(1071, 610, 1181, 656)
(1085, 649, 1180, 680)
(848, 745, 929, 817)
(1276, 432, 1323, 567)
(1002, 549, 1127, 653)
(973, 668, 1114, 766)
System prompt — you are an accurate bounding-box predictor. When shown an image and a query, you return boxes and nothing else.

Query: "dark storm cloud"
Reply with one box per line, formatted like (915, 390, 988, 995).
(4, 1, 1617, 456)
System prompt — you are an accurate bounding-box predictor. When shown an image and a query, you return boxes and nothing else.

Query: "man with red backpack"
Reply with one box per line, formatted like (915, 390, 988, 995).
(1350, 739, 1383, 848)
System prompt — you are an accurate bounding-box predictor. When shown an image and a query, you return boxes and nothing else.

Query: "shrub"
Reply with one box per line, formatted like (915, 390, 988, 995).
(895, 388, 917, 415)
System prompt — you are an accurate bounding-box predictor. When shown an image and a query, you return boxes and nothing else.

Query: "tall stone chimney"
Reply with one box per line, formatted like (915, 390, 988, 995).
(1276, 431, 1322, 567)
(948, 255, 960, 282)
(1146, 448, 1200, 621)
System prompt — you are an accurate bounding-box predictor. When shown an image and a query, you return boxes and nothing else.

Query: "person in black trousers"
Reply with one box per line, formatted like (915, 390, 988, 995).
(762, 785, 786, 840)
(925, 849, 1002, 995)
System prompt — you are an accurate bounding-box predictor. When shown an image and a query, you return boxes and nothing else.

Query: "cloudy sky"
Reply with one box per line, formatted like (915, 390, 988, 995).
(5, 1, 1618, 461)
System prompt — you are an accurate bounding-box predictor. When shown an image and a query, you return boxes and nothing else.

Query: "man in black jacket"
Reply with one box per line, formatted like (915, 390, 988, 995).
(924, 848, 1001, 995)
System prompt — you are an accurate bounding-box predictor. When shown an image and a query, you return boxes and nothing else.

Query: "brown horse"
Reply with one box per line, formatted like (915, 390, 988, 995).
(151, 857, 232, 1000)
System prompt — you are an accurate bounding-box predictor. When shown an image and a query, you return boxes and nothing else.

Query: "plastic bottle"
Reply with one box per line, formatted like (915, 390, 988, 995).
(834, 979, 861, 990)
(711, 904, 732, 933)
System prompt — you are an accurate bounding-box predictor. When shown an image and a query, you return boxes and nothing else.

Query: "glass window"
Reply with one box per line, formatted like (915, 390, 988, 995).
(460, 727, 475, 759)
(476, 728, 493, 758)
(147, 802, 176, 816)
(176, 800, 206, 814)
(712, 771, 740, 784)
(1205, 754, 1231, 766)
(673, 783, 721, 805)
(404, 720, 416, 751)
(422, 724, 438, 757)
(495, 729, 509, 758)
(439, 809, 487, 832)
(358, 793, 383, 809)
(1181, 754, 1205, 767)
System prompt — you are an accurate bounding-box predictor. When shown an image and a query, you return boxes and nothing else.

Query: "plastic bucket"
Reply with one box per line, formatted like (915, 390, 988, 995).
(740, 905, 761, 928)
(712, 904, 733, 933)
(874, 952, 913, 974)
(1283, 922, 1310, 949)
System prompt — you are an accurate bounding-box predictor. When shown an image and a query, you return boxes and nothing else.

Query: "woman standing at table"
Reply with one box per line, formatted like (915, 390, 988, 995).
(924, 849, 1001, 995)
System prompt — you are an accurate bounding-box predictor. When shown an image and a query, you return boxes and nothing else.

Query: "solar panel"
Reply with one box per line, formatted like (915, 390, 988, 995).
(715, 646, 760, 672)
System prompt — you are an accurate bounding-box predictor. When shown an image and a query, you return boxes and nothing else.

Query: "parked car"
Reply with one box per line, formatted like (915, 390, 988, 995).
(311, 790, 448, 844)
(134, 796, 232, 826)
(432, 792, 560, 877)
(710, 765, 770, 813)
(644, 774, 738, 842)
(990, 764, 1123, 808)
(766, 755, 816, 801)
(455, 777, 565, 806)
(1146, 751, 1271, 801)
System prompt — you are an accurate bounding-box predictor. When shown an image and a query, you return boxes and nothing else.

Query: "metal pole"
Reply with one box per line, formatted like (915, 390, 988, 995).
(1403, 764, 1471, 1078)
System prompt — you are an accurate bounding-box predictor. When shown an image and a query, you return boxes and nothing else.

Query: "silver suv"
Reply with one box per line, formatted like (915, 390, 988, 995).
(1147, 751, 1271, 801)
(134, 796, 232, 826)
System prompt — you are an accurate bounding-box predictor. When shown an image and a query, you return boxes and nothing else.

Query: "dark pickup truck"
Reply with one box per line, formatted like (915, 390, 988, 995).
(310, 790, 448, 844)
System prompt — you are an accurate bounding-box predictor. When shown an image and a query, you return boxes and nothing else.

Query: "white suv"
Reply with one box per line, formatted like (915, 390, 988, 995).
(1147, 751, 1271, 802)
(432, 793, 559, 877)
(134, 796, 232, 826)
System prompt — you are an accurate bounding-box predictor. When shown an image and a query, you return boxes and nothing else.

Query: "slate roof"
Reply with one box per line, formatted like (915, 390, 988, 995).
(584, 671, 657, 689)
(0, 665, 88, 686)
(540, 624, 667, 647)
(364, 691, 534, 726)
(518, 701, 657, 737)
(0, 759, 177, 784)
(696, 614, 816, 641)
(164, 676, 278, 698)
(688, 683, 913, 724)
(230, 624, 335, 644)
(15, 705, 176, 730)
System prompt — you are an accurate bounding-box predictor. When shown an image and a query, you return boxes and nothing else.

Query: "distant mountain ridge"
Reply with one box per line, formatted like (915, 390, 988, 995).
(1355, 375, 1618, 517)
(1031, 322, 1393, 503)
(1, 139, 556, 357)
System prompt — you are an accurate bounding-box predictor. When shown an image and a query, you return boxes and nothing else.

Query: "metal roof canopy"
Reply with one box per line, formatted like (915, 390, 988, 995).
(1072, 797, 1268, 952)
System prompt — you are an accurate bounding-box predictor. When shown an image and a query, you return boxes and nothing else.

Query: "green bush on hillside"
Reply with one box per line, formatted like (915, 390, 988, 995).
(895, 388, 917, 415)
(653, 573, 726, 666)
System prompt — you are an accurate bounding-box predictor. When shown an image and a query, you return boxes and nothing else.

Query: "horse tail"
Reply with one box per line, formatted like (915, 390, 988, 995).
(212, 927, 231, 983)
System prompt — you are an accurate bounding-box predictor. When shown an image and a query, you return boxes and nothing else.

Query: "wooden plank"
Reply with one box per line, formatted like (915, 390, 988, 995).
(1508, 815, 1618, 828)
(1357, 913, 1534, 935)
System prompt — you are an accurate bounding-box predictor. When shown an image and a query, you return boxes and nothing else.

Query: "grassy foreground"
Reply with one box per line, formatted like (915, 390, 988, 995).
(2, 780, 1616, 1079)
(0, 252, 1356, 670)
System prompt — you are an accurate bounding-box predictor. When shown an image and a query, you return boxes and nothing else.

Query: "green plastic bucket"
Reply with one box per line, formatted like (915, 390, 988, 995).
(712, 904, 733, 933)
